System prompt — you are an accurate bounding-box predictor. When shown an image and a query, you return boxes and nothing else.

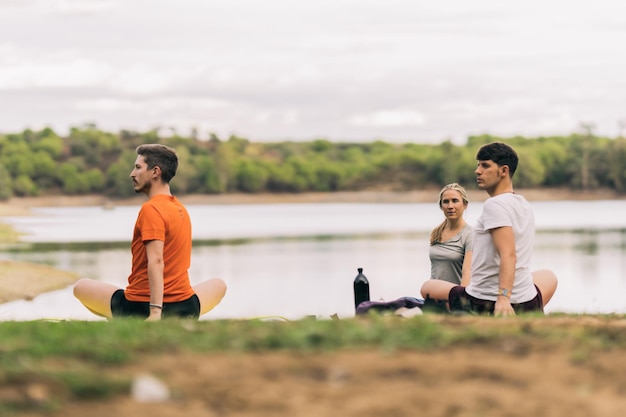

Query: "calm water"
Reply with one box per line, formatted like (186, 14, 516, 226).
(1, 200, 626, 320)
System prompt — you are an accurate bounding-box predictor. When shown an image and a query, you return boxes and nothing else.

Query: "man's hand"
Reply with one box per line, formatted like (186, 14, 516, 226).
(494, 296, 515, 317)
(146, 308, 162, 321)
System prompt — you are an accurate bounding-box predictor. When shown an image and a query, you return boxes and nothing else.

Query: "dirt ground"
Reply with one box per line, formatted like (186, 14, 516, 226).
(11, 316, 626, 417)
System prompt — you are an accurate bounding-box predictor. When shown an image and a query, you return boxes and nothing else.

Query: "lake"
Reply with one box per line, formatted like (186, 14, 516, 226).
(1, 200, 626, 320)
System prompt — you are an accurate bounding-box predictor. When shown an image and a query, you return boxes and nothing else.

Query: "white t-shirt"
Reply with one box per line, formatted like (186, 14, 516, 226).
(466, 193, 537, 303)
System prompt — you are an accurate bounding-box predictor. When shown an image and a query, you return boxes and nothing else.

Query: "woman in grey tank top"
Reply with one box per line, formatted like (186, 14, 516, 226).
(424, 183, 473, 287)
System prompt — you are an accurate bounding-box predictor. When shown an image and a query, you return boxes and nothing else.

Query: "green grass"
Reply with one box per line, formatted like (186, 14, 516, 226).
(0, 223, 20, 245)
(1, 314, 625, 414)
(0, 316, 454, 362)
(2, 314, 626, 361)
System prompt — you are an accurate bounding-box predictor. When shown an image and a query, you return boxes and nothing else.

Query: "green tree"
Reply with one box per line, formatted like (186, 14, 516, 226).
(212, 141, 238, 192)
(266, 162, 296, 192)
(1, 141, 34, 177)
(85, 168, 106, 192)
(31, 151, 59, 189)
(67, 125, 122, 167)
(192, 154, 223, 194)
(514, 147, 546, 188)
(13, 174, 38, 196)
(310, 139, 333, 154)
(606, 138, 626, 191)
(236, 160, 268, 192)
(313, 163, 343, 192)
(105, 151, 138, 197)
(58, 163, 90, 194)
(32, 129, 64, 158)
(169, 145, 194, 194)
(534, 139, 571, 186)
(287, 156, 317, 192)
(0, 165, 13, 200)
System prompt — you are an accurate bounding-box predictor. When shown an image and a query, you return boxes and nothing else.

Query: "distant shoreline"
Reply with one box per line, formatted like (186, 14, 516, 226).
(0, 188, 624, 215)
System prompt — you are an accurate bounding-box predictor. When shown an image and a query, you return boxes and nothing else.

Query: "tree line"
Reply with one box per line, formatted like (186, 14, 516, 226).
(0, 125, 624, 200)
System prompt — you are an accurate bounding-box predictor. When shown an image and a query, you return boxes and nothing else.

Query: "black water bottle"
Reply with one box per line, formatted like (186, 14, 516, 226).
(353, 267, 370, 310)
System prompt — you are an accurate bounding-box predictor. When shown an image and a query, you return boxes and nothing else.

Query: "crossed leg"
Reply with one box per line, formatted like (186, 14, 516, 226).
(420, 279, 455, 302)
(530, 269, 558, 306)
(73, 277, 228, 319)
(419, 269, 558, 308)
(73, 278, 119, 318)
(194, 278, 227, 315)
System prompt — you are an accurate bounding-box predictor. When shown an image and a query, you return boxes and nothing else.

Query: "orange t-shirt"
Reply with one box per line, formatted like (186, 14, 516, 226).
(124, 194, 195, 303)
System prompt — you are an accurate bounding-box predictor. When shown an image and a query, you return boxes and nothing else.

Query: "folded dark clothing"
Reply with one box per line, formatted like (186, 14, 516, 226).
(421, 296, 449, 314)
(356, 297, 424, 315)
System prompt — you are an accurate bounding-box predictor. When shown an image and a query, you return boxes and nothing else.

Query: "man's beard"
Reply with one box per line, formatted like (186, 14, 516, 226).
(133, 181, 150, 194)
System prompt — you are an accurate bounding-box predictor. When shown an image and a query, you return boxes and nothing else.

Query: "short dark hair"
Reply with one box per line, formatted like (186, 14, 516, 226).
(136, 144, 178, 183)
(476, 142, 519, 177)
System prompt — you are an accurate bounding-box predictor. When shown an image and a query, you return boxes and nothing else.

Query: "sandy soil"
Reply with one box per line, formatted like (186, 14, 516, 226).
(9, 315, 626, 417)
(0, 261, 79, 304)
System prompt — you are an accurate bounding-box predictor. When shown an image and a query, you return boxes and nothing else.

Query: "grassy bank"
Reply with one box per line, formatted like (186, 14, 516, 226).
(1, 314, 626, 415)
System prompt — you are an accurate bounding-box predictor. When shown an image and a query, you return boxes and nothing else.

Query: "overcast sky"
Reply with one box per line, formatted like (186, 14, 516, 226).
(1, 0, 625, 143)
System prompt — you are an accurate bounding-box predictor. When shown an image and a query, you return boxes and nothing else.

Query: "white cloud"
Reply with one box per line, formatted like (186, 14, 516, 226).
(73, 98, 140, 112)
(0, 0, 625, 142)
(108, 66, 175, 95)
(43, 0, 118, 15)
(0, 55, 112, 89)
(74, 97, 231, 113)
(0, 0, 118, 15)
(350, 110, 426, 127)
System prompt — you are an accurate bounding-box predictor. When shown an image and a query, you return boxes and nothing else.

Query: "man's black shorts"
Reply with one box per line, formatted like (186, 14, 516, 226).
(111, 289, 201, 319)
(448, 285, 544, 315)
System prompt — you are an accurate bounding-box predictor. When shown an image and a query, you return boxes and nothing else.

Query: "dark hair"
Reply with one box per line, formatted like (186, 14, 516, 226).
(476, 142, 519, 177)
(136, 144, 178, 183)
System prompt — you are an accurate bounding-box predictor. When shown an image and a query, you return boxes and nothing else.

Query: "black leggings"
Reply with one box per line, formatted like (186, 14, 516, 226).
(111, 289, 201, 319)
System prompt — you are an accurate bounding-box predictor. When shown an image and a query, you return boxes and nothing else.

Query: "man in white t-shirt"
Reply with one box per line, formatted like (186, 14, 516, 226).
(420, 142, 558, 316)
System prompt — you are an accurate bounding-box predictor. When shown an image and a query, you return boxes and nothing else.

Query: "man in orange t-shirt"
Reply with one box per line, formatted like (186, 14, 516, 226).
(73, 144, 226, 320)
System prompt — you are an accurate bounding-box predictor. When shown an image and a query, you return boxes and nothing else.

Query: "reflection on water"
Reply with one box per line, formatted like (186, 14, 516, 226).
(8, 200, 626, 244)
(2, 201, 626, 320)
(1, 234, 428, 321)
